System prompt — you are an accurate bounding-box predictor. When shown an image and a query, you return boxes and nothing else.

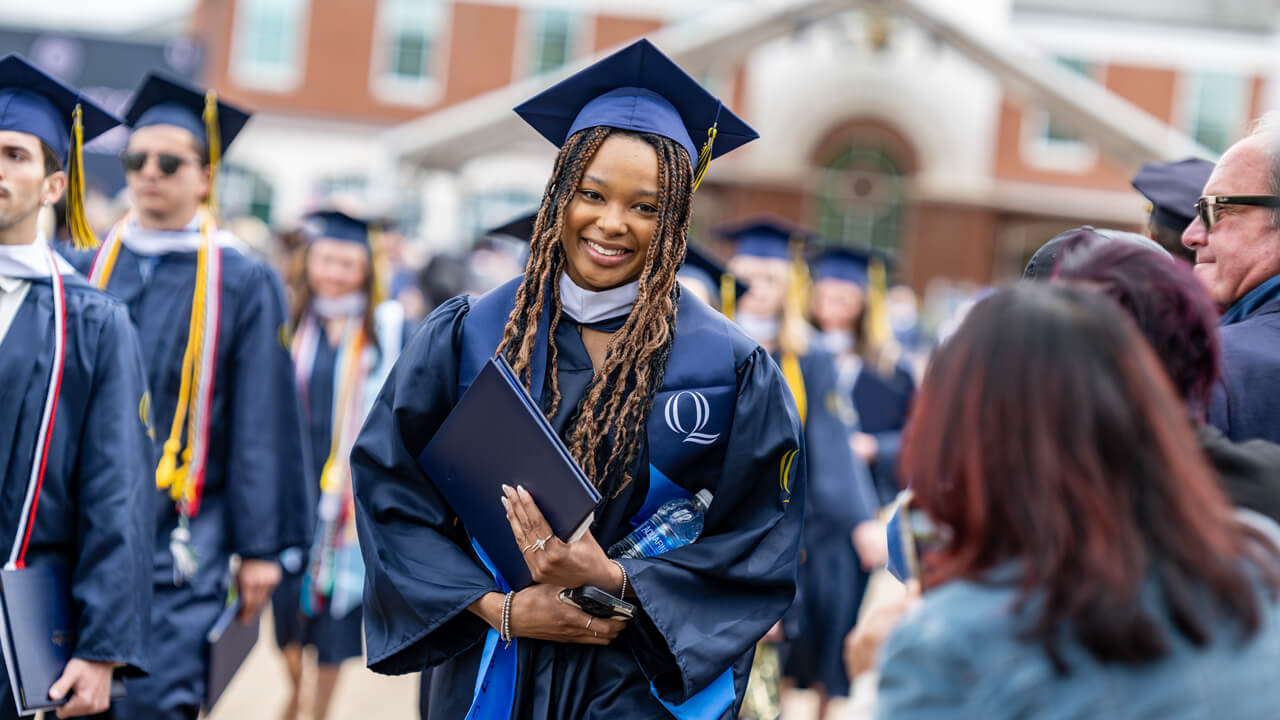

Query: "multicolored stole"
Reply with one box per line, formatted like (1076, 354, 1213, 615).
(5, 247, 67, 570)
(89, 209, 223, 584)
(292, 312, 371, 619)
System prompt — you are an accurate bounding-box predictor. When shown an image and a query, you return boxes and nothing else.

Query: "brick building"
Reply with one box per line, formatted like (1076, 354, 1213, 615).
(186, 0, 1280, 287)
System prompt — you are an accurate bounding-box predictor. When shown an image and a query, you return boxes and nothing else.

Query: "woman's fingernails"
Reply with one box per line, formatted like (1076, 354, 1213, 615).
(501, 483, 514, 495)
(501, 496, 511, 511)
(518, 485, 529, 497)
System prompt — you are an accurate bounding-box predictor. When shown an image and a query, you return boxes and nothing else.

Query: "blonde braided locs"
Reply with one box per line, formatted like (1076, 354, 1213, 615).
(497, 126, 694, 496)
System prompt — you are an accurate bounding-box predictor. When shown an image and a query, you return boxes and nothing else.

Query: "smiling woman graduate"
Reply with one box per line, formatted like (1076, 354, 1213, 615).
(351, 40, 806, 720)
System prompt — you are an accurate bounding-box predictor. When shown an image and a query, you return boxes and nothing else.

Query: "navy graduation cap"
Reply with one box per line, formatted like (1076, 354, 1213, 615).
(812, 247, 880, 287)
(1132, 158, 1214, 232)
(125, 73, 251, 212)
(513, 38, 758, 190)
(486, 210, 539, 243)
(717, 214, 817, 260)
(0, 53, 121, 248)
(679, 245, 748, 306)
(304, 209, 371, 248)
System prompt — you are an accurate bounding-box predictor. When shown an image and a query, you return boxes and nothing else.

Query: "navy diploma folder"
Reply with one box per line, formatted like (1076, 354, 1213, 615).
(202, 600, 258, 713)
(418, 356, 601, 590)
(0, 564, 75, 715)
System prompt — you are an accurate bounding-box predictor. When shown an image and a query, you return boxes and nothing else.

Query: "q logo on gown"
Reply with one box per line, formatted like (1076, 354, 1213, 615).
(665, 390, 720, 445)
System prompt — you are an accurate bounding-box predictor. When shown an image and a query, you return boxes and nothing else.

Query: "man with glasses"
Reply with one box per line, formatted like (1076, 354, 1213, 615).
(69, 73, 313, 720)
(1183, 113, 1280, 445)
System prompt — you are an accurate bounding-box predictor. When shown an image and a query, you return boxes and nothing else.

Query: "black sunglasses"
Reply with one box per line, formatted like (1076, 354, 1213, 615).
(119, 151, 191, 176)
(1195, 195, 1280, 231)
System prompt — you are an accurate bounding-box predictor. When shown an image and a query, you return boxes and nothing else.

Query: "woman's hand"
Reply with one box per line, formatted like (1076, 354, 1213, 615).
(509, 583, 628, 645)
(502, 484, 623, 592)
(844, 579, 921, 680)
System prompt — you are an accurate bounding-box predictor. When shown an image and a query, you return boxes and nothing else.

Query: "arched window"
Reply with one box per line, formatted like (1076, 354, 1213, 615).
(816, 143, 905, 253)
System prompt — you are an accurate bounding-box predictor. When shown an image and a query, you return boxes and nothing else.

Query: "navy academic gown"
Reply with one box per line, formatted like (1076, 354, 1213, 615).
(353, 284, 805, 720)
(851, 363, 915, 505)
(1211, 287, 1280, 446)
(0, 276, 155, 719)
(780, 349, 878, 697)
(71, 245, 313, 718)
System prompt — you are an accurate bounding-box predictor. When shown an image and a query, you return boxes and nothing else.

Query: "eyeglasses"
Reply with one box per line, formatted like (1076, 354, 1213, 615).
(1195, 195, 1280, 231)
(119, 151, 192, 176)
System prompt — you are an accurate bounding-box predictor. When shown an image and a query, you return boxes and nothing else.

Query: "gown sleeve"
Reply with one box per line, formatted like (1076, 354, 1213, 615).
(226, 260, 314, 559)
(351, 296, 500, 675)
(69, 303, 156, 674)
(621, 345, 806, 703)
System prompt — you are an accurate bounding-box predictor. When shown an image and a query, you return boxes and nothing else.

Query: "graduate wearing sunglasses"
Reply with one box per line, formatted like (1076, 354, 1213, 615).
(352, 40, 805, 720)
(68, 74, 314, 719)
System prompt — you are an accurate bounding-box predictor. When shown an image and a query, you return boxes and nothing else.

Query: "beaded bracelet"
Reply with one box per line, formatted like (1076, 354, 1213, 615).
(500, 591, 515, 647)
(612, 559, 629, 599)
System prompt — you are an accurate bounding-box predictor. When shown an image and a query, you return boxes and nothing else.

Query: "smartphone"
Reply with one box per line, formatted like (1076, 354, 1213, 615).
(559, 585, 635, 619)
(884, 489, 944, 586)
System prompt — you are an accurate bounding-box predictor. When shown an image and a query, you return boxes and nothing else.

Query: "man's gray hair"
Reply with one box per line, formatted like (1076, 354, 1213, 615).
(1250, 112, 1280, 228)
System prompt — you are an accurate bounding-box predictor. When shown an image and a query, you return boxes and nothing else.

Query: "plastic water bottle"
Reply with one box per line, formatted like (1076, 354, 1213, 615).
(608, 489, 713, 559)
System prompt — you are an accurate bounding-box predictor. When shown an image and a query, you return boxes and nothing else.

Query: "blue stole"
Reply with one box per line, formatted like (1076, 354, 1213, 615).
(454, 277, 739, 719)
(1221, 274, 1280, 326)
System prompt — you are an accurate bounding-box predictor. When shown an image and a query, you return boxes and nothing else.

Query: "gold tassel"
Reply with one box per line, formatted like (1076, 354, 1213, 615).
(66, 104, 99, 250)
(691, 122, 718, 193)
(866, 256, 893, 353)
(720, 271, 736, 320)
(203, 90, 221, 214)
(367, 226, 388, 308)
(780, 351, 807, 426)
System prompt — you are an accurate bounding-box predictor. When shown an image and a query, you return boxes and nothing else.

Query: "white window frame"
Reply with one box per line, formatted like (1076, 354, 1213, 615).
(229, 0, 310, 92)
(370, 0, 449, 107)
(1020, 59, 1104, 173)
(512, 6, 590, 80)
(1178, 70, 1249, 155)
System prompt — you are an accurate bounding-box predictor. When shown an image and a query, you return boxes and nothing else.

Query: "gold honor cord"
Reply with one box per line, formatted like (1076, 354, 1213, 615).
(155, 215, 216, 505)
(780, 352, 806, 426)
(318, 323, 367, 495)
(691, 122, 718, 193)
(202, 90, 221, 214)
(66, 104, 98, 250)
(91, 211, 131, 290)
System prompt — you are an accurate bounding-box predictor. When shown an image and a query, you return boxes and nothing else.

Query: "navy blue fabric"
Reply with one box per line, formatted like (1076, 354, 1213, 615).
(67, 245, 313, 714)
(351, 277, 805, 719)
(852, 364, 916, 505)
(715, 215, 815, 260)
(0, 53, 120, 162)
(779, 349, 877, 696)
(0, 277, 155, 719)
(304, 210, 370, 248)
(1131, 157, 1213, 232)
(1210, 288, 1280, 445)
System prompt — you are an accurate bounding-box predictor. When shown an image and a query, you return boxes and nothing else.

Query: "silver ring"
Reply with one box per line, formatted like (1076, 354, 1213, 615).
(521, 542, 536, 554)
(586, 617, 594, 630)
(532, 534, 553, 552)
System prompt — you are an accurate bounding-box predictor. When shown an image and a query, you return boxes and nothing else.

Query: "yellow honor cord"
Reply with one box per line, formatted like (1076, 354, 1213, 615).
(691, 123, 718, 193)
(720, 271, 737, 320)
(202, 90, 221, 214)
(866, 256, 892, 350)
(66, 104, 99, 250)
(780, 352, 807, 426)
(155, 215, 215, 503)
(318, 324, 366, 494)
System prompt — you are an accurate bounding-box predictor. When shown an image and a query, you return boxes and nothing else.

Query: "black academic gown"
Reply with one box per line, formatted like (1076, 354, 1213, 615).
(71, 245, 313, 718)
(0, 277, 155, 719)
(780, 349, 877, 697)
(353, 291, 805, 720)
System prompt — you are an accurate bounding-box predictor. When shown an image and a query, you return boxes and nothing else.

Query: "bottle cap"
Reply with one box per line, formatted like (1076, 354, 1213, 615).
(695, 489, 713, 508)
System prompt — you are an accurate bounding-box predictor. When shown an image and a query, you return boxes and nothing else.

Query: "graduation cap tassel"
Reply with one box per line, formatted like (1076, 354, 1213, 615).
(691, 122, 718, 193)
(720, 271, 737, 321)
(866, 256, 893, 352)
(66, 104, 99, 250)
(203, 90, 221, 214)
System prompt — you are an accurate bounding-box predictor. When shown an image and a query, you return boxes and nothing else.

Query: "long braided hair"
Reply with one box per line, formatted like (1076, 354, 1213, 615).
(497, 126, 693, 497)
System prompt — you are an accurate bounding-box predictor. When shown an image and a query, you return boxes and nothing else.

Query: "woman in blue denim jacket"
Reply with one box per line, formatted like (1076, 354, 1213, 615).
(876, 285, 1280, 719)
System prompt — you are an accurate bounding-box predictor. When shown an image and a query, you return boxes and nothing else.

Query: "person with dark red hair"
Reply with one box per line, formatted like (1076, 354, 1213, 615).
(1056, 241, 1280, 525)
(874, 284, 1280, 718)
